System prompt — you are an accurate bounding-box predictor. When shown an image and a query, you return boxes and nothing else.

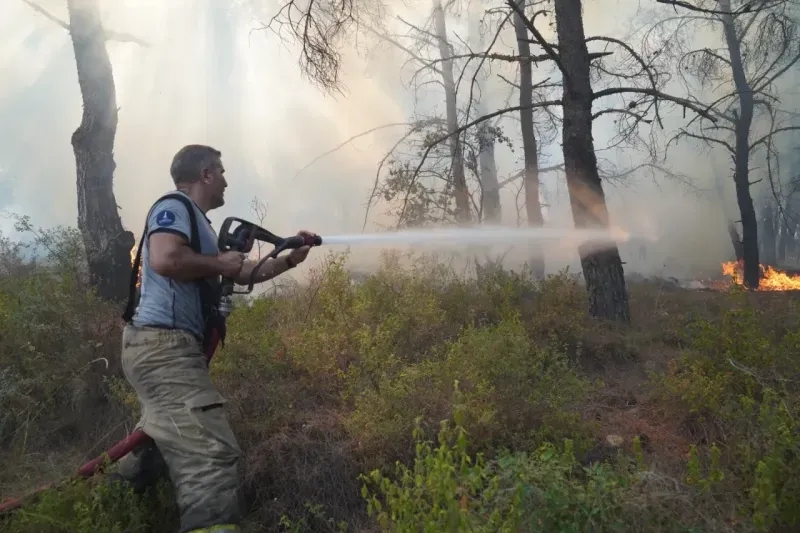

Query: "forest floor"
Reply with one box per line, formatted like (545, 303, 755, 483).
(0, 244, 798, 532)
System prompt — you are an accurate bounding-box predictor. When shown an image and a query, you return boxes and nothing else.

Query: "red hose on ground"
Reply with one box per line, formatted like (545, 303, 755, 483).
(0, 329, 221, 515)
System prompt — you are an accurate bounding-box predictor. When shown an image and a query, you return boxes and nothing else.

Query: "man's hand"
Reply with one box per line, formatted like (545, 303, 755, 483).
(287, 230, 317, 266)
(234, 230, 317, 285)
(217, 251, 246, 278)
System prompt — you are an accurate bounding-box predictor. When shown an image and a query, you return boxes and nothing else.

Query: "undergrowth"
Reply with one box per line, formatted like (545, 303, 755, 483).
(0, 224, 798, 532)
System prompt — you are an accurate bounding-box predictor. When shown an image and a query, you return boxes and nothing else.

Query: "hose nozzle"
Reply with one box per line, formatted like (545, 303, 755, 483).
(283, 234, 323, 249)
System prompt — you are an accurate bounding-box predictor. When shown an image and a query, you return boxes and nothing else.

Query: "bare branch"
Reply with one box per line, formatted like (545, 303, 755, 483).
(586, 34, 665, 126)
(364, 24, 442, 75)
(505, 0, 569, 83)
(754, 49, 800, 93)
(362, 121, 436, 231)
(21, 0, 148, 46)
(423, 50, 612, 67)
(592, 108, 652, 123)
(669, 129, 736, 155)
(293, 122, 424, 180)
(497, 164, 564, 188)
(22, 0, 68, 29)
(592, 87, 717, 121)
(396, 14, 440, 43)
(397, 100, 562, 225)
(655, 0, 783, 16)
(750, 126, 800, 152)
(260, 0, 372, 91)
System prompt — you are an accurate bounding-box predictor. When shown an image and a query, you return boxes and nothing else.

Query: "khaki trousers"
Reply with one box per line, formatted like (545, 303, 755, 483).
(116, 324, 242, 533)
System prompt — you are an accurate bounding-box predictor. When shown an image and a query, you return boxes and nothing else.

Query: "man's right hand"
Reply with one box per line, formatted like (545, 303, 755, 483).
(217, 251, 246, 278)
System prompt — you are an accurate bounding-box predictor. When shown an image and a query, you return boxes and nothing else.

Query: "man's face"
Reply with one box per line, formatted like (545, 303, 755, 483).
(201, 158, 227, 209)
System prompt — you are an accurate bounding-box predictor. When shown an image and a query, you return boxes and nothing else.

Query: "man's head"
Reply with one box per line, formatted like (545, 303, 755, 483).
(170, 144, 227, 211)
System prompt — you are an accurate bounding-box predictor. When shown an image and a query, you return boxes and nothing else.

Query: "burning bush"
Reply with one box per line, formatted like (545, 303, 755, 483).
(721, 260, 800, 291)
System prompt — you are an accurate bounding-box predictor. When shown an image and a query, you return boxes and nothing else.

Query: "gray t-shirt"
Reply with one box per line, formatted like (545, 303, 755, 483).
(132, 191, 219, 339)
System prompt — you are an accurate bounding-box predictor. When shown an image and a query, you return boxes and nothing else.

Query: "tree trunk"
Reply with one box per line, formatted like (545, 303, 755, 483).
(433, 0, 471, 223)
(719, 0, 760, 288)
(713, 170, 744, 261)
(761, 200, 777, 266)
(476, 111, 501, 223)
(67, 0, 135, 302)
(788, 224, 799, 262)
(467, 7, 500, 224)
(728, 222, 745, 261)
(554, 0, 630, 323)
(514, 0, 545, 277)
(778, 208, 797, 262)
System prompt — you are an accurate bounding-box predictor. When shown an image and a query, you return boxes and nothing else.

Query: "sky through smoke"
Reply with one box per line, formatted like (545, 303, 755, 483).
(1, 0, 788, 278)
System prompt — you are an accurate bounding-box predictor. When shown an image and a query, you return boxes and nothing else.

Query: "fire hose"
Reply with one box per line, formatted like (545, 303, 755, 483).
(0, 218, 322, 515)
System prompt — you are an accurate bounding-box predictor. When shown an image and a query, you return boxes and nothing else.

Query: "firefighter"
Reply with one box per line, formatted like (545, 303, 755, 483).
(114, 144, 315, 533)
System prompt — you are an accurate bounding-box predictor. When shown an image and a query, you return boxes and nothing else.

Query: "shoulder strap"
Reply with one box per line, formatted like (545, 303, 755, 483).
(121, 193, 201, 322)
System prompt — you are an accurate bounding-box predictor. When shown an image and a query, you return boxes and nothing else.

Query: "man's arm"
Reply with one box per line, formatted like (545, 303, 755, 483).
(146, 198, 225, 281)
(149, 232, 225, 281)
(234, 255, 293, 285)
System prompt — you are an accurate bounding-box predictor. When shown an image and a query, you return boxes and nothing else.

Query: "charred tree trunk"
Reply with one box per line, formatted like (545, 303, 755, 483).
(720, 0, 759, 288)
(67, 0, 135, 302)
(433, 0, 471, 223)
(514, 0, 545, 277)
(554, 0, 630, 323)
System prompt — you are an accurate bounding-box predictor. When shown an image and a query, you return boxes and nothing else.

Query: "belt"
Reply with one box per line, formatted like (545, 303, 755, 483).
(134, 323, 203, 343)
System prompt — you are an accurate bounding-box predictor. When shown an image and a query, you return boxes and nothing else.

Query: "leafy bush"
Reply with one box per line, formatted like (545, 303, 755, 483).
(361, 386, 702, 533)
(659, 306, 800, 532)
(1, 477, 176, 533)
(0, 221, 127, 459)
(2, 221, 799, 533)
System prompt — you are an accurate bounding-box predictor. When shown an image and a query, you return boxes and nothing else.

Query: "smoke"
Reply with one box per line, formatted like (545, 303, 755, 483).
(1, 0, 787, 281)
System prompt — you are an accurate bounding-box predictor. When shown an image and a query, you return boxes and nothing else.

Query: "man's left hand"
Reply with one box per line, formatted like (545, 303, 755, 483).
(287, 230, 317, 265)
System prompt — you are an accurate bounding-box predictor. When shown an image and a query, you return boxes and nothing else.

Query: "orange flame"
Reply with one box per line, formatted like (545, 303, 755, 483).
(130, 243, 141, 289)
(721, 260, 800, 291)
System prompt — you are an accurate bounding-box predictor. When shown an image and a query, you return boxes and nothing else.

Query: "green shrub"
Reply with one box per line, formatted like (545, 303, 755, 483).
(1, 477, 176, 533)
(5, 217, 800, 533)
(660, 304, 800, 532)
(0, 223, 127, 456)
(361, 388, 702, 533)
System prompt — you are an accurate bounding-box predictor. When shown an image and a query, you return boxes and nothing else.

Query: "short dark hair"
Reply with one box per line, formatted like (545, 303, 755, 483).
(170, 144, 222, 185)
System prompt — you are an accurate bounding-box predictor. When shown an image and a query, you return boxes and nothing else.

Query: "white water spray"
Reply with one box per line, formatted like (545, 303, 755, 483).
(319, 226, 638, 249)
